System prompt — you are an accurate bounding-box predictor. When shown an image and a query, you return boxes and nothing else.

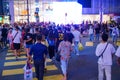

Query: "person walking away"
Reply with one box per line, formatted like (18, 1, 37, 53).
(41, 34, 48, 72)
(88, 25, 94, 42)
(72, 25, 81, 55)
(47, 29, 55, 60)
(112, 26, 119, 44)
(24, 28, 33, 57)
(58, 34, 72, 80)
(33, 28, 40, 43)
(28, 35, 48, 80)
(95, 33, 115, 80)
(12, 26, 22, 60)
(1, 24, 8, 48)
(66, 28, 74, 44)
(95, 23, 101, 42)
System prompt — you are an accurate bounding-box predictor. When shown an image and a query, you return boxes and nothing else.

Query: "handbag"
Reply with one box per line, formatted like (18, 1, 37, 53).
(78, 42, 83, 51)
(98, 43, 109, 58)
(23, 62, 33, 80)
(11, 32, 18, 50)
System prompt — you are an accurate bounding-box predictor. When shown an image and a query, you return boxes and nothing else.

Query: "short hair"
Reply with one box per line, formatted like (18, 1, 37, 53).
(26, 28, 30, 32)
(15, 26, 19, 30)
(36, 34, 42, 41)
(101, 33, 108, 42)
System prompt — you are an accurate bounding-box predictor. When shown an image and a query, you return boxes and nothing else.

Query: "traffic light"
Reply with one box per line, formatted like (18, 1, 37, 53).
(34, 12, 39, 17)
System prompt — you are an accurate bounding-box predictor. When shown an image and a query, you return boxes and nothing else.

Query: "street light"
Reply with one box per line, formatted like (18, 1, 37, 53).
(99, 0, 103, 24)
(27, 0, 29, 24)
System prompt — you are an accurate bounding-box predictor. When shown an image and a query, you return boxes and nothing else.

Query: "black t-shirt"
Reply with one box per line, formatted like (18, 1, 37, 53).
(95, 28, 100, 34)
(2, 28, 8, 37)
(24, 33, 33, 44)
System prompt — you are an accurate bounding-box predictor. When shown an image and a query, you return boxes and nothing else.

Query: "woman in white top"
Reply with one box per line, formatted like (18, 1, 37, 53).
(96, 33, 115, 80)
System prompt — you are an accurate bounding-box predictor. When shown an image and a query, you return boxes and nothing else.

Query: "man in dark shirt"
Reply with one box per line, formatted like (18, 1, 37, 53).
(24, 28, 33, 56)
(1, 25, 8, 48)
(28, 35, 48, 80)
(66, 28, 74, 44)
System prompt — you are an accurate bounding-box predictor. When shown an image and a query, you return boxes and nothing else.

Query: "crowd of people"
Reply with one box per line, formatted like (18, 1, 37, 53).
(0, 21, 120, 80)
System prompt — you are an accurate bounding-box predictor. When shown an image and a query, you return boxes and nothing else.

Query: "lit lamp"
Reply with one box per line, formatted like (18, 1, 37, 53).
(21, 10, 28, 15)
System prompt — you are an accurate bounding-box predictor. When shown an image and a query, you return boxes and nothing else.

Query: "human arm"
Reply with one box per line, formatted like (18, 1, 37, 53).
(27, 46, 34, 62)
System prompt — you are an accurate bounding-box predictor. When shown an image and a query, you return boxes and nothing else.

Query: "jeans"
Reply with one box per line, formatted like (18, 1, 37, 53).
(34, 60, 45, 80)
(74, 41, 79, 55)
(98, 64, 111, 80)
(61, 59, 68, 75)
(2, 37, 7, 47)
(89, 34, 94, 41)
(96, 34, 100, 42)
(112, 35, 118, 42)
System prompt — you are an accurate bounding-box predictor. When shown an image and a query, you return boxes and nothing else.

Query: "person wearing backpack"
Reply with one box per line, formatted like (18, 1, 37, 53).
(47, 29, 55, 60)
(95, 33, 115, 80)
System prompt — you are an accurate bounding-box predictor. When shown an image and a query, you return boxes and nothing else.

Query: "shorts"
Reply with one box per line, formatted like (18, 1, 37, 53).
(13, 43, 20, 50)
(26, 44, 33, 48)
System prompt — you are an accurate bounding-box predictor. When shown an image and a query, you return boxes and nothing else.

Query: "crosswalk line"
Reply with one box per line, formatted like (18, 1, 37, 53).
(5, 58, 52, 66)
(33, 74, 63, 80)
(2, 65, 58, 76)
(5, 56, 26, 60)
(85, 41, 94, 46)
(4, 61, 26, 66)
(7, 50, 13, 53)
(7, 52, 26, 56)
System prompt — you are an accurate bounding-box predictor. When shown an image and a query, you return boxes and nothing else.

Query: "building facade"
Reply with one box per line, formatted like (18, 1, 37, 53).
(2, 0, 120, 24)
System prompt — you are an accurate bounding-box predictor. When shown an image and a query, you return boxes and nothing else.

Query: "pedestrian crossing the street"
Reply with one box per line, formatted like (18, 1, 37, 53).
(2, 49, 63, 80)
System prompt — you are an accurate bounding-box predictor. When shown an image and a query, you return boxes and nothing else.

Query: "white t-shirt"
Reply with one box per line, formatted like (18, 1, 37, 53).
(72, 30, 81, 42)
(115, 46, 120, 57)
(12, 30, 22, 43)
(96, 42, 115, 65)
(89, 28, 94, 35)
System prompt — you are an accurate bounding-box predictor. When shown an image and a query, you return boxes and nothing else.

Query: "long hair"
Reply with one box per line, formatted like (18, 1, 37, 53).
(63, 33, 68, 41)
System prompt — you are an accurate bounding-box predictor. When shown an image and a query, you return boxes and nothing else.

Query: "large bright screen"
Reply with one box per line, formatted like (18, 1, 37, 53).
(52, 2, 82, 24)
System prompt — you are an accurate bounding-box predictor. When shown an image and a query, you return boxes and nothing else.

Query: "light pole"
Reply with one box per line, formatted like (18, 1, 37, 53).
(100, 0, 103, 24)
(27, 0, 29, 24)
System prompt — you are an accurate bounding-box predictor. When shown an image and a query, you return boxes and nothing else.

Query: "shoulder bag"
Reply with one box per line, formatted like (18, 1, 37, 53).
(11, 32, 18, 50)
(98, 43, 109, 58)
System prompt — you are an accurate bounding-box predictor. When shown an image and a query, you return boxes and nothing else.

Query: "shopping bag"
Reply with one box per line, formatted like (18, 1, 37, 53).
(23, 63, 33, 80)
(78, 42, 83, 50)
(85, 41, 93, 46)
(116, 41, 120, 46)
(10, 42, 14, 50)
